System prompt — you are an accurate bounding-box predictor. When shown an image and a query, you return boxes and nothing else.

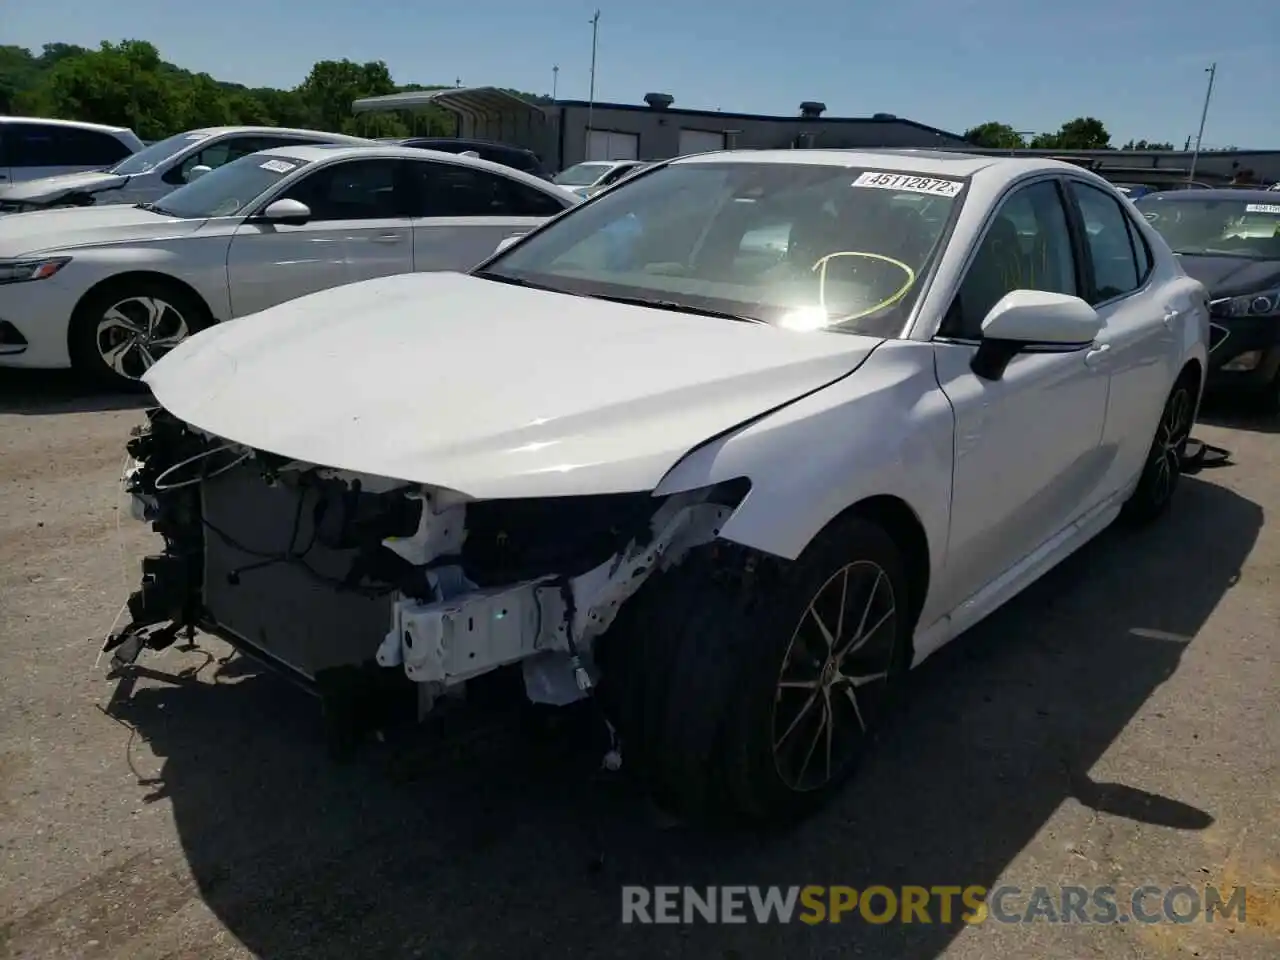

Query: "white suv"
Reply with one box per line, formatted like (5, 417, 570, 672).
(0, 117, 143, 185)
(0, 125, 374, 213)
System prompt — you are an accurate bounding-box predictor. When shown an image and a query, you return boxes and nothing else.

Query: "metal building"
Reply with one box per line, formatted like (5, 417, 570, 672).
(351, 87, 972, 173)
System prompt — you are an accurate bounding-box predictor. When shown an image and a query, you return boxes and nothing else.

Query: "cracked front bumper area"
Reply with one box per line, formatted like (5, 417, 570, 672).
(106, 408, 740, 728)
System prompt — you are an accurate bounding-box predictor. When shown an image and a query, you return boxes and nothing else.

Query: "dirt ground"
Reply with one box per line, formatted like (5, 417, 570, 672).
(0, 369, 1276, 960)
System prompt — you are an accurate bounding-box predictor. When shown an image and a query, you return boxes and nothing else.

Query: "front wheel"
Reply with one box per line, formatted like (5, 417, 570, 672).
(597, 515, 912, 824)
(68, 278, 210, 390)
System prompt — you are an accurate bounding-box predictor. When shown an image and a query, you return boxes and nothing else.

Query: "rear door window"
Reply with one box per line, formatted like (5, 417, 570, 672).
(1068, 181, 1144, 303)
(408, 161, 567, 217)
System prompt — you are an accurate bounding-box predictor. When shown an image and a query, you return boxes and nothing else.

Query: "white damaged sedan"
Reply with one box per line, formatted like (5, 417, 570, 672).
(109, 149, 1210, 824)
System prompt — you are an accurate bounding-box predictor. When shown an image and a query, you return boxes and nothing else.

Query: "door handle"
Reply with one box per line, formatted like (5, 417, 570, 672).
(1084, 343, 1111, 368)
(370, 233, 403, 244)
(1162, 306, 1178, 327)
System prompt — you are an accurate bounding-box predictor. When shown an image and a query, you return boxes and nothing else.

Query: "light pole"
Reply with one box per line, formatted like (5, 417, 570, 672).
(1187, 63, 1216, 183)
(586, 10, 600, 158)
(552, 64, 559, 100)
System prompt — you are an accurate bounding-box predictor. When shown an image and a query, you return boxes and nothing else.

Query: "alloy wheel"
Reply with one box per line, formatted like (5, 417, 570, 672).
(95, 296, 189, 380)
(1151, 387, 1192, 505)
(771, 560, 899, 793)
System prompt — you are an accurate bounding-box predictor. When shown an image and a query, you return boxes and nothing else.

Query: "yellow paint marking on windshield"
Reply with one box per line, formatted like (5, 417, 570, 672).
(810, 251, 917, 324)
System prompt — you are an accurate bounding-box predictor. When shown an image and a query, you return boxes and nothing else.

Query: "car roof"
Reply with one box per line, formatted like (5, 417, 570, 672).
(0, 115, 135, 136)
(182, 126, 373, 143)
(396, 137, 534, 152)
(253, 143, 576, 196)
(1136, 187, 1280, 203)
(669, 148, 1078, 178)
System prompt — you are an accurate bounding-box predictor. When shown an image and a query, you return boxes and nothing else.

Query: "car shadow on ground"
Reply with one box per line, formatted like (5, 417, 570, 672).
(0, 369, 149, 415)
(1198, 398, 1280, 436)
(101, 476, 1260, 960)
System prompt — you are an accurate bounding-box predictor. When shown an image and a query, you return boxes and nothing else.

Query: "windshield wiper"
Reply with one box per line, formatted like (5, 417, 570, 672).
(472, 270, 563, 292)
(583, 292, 766, 324)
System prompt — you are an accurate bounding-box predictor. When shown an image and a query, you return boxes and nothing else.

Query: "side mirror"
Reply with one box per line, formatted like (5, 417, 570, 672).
(971, 289, 1102, 381)
(257, 198, 312, 226)
(185, 164, 213, 183)
(493, 234, 526, 255)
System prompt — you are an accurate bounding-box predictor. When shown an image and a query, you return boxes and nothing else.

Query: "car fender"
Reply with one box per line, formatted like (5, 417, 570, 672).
(61, 237, 236, 323)
(653, 339, 955, 627)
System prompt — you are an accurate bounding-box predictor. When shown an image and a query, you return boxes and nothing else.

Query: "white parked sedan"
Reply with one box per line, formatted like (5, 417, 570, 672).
(0, 144, 580, 386)
(552, 159, 648, 197)
(108, 149, 1210, 824)
(0, 125, 375, 213)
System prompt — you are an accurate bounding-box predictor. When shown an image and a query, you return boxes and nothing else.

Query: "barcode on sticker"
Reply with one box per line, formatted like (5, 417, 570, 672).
(260, 159, 297, 174)
(1245, 203, 1280, 214)
(853, 171, 963, 197)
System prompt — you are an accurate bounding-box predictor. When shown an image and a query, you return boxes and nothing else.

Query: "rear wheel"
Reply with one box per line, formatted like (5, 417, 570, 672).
(597, 515, 912, 824)
(68, 278, 210, 390)
(1120, 377, 1195, 525)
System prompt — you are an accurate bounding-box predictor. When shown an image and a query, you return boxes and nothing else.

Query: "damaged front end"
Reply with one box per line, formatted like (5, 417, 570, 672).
(106, 408, 745, 735)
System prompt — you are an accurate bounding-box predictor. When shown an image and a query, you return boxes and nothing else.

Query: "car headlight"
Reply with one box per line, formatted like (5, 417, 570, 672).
(1211, 288, 1280, 318)
(0, 257, 71, 285)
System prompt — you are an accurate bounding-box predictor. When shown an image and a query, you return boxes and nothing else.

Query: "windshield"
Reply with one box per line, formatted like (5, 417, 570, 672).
(1136, 196, 1280, 260)
(110, 131, 213, 176)
(553, 162, 617, 187)
(151, 153, 311, 219)
(479, 162, 966, 335)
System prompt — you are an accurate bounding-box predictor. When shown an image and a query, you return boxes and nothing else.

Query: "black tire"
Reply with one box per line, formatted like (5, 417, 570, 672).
(68, 277, 211, 391)
(1119, 376, 1196, 525)
(596, 514, 912, 825)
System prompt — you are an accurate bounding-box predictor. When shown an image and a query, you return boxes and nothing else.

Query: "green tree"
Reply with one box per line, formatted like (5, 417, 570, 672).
(40, 40, 186, 140)
(963, 122, 1026, 149)
(297, 59, 398, 133)
(0, 38, 570, 140)
(1030, 117, 1112, 150)
(1121, 139, 1175, 150)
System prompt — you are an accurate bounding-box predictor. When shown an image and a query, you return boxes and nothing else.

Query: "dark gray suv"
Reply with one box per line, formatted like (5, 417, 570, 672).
(385, 138, 551, 179)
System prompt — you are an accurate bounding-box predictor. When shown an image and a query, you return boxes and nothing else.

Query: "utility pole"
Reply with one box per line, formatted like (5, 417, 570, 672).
(586, 10, 600, 158)
(552, 64, 559, 100)
(1187, 63, 1216, 183)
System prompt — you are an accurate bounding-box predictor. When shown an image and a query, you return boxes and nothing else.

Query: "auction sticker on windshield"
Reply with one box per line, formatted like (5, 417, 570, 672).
(1244, 203, 1280, 215)
(853, 172, 963, 197)
(259, 159, 298, 174)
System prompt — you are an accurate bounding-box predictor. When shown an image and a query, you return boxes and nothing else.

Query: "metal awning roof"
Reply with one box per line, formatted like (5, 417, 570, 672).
(351, 86, 545, 121)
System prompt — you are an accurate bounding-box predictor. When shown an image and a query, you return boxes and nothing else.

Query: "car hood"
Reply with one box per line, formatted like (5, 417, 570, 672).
(1177, 254, 1280, 298)
(143, 272, 883, 499)
(0, 204, 203, 258)
(0, 170, 129, 206)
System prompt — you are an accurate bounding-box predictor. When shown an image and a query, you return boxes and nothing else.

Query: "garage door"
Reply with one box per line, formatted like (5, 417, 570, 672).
(678, 129, 726, 155)
(586, 130, 639, 161)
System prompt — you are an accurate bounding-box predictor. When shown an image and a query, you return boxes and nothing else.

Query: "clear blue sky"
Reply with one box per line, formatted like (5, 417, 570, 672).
(8, 0, 1279, 148)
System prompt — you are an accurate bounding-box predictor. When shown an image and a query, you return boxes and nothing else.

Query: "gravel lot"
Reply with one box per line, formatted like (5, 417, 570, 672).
(1, 370, 1276, 960)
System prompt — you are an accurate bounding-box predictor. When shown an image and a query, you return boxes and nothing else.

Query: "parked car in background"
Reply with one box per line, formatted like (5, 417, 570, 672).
(0, 117, 143, 185)
(1114, 182, 1158, 200)
(0, 126, 374, 213)
(552, 159, 648, 197)
(381, 137, 551, 180)
(0, 144, 579, 386)
(1136, 188, 1280, 411)
(111, 150, 1208, 825)
(578, 161, 657, 199)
